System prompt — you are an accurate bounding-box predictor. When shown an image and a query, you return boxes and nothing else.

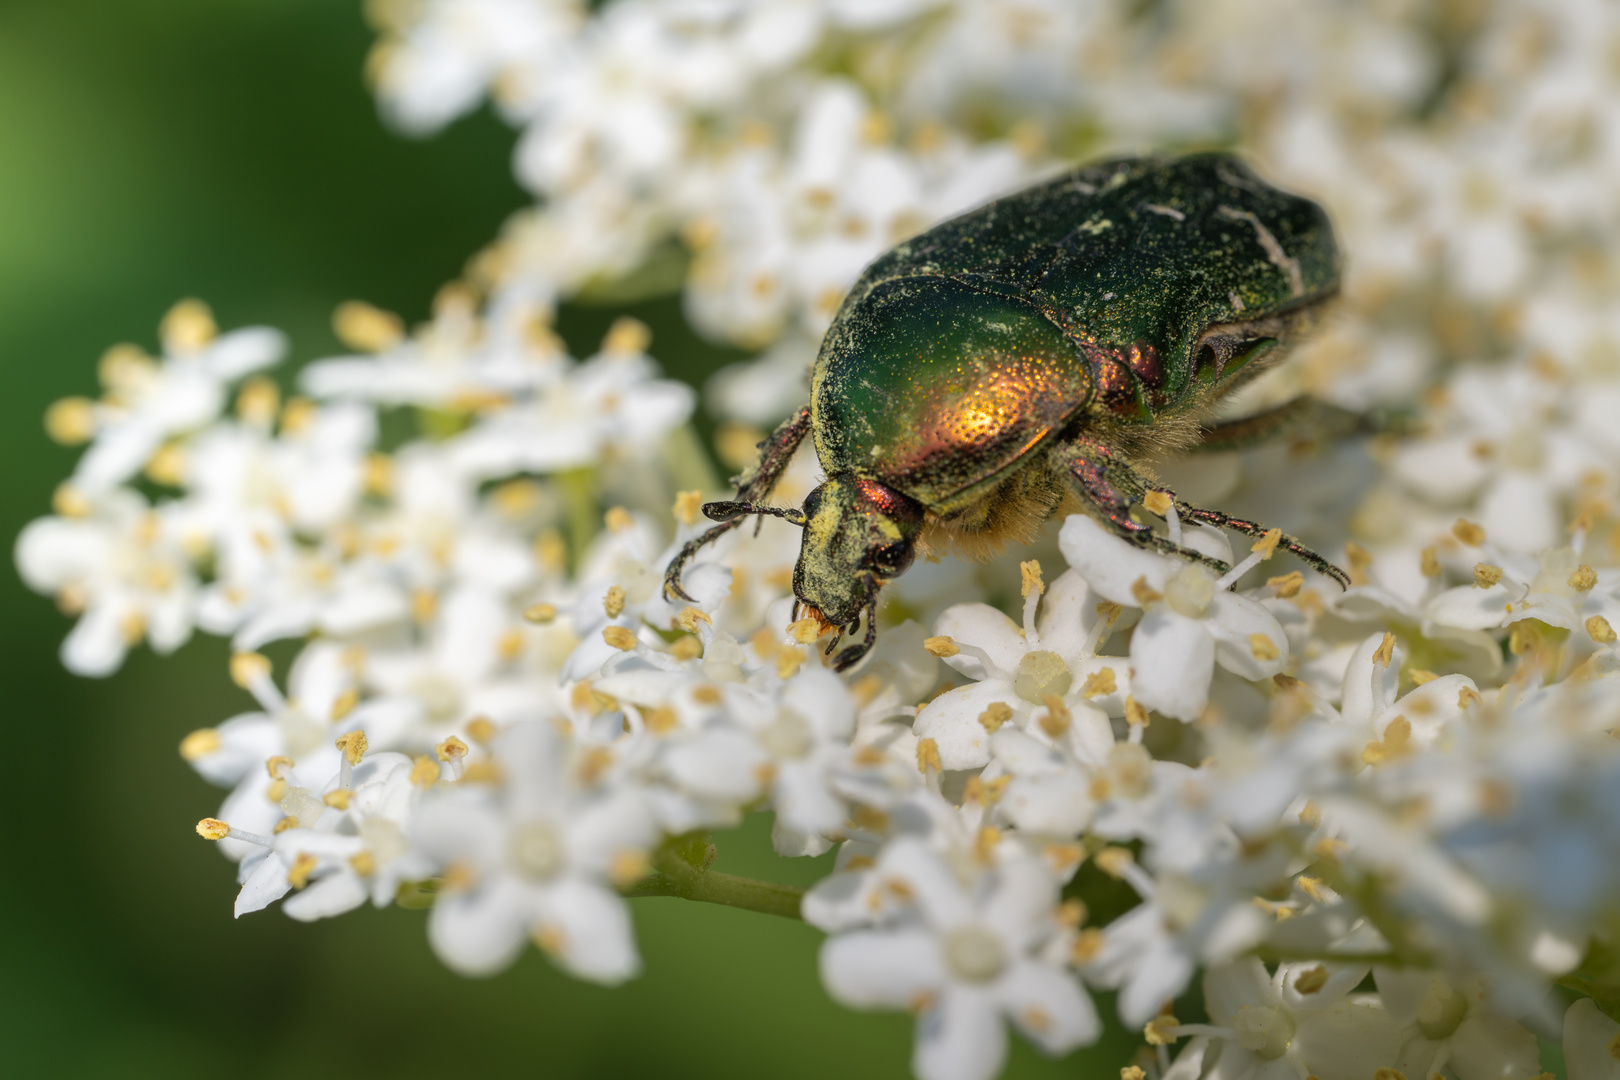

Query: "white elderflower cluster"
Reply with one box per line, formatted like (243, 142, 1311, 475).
(20, 1, 1620, 1077)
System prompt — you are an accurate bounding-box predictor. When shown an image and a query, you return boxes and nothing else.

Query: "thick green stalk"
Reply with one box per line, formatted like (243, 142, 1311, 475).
(622, 833, 805, 921)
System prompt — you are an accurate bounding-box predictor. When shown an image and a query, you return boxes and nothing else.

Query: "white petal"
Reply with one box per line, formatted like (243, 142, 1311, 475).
(1206, 592, 1288, 681)
(933, 603, 1025, 680)
(914, 681, 1022, 771)
(282, 871, 369, 921)
(1129, 610, 1214, 722)
(61, 602, 131, 677)
(1058, 515, 1174, 608)
(981, 858, 1059, 952)
(880, 839, 973, 930)
(535, 879, 641, 985)
(1563, 997, 1620, 1080)
(1033, 570, 1098, 665)
(428, 877, 533, 977)
(774, 761, 845, 838)
(234, 854, 291, 917)
(663, 728, 768, 802)
(819, 928, 943, 1008)
(1338, 631, 1401, 727)
(996, 961, 1099, 1054)
(1425, 582, 1519, 631)
(913, 986, 1008, 1080)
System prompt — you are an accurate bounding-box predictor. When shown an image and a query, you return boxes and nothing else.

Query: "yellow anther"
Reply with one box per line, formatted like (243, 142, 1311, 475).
(677, 607, 711, 633)
(1094, 847, 1133, 879)
(1252, 528, 1283, 559)
(923, 636, 959, 658)
(461, 760, 500, 784)
(1249, 633, 1279, 662)
(1480, 778, 1514, 816)
(1298, 800, 1322, 828)
(359, 451, 394, 496)
(323, 790, 351, 810)
(576, 746, 615, 786)
(179, 728, 221, 761)
(465, 716, 496, 745)
(1125, 696, 1150, 727)
(603, 626, 637, 651)
(916, 738, 942, 774)
(604, 506, 634, 533)
(146, 443, 186, 486)
(1038, 695, 1071, 739)
(1122, 1068, 1147, 1080)
(279, 397, 315, 435)
(265, 755, 294, 780)
(671, 636, 702, 661)
(1142, 490, 1173, 517)
(1420, 546, 1441, 578)
(332, 300, 404, 352)
(160, 298, 217, 352)
(436, 736, 469, 763)
(348, 851, 377, 877)
(230, 651, 271, 689)
(330, 687, 360, 721)
(1056, 898, 1088, 930)
(1020, 559, 1044, 599)
(1458, 685, 1483, 710)
(1143, 1014, 1180, 1046)
(1570, 564, 1598, 592)
(236, 376, 280, 427)
(1363, 716, 1411, 765)
(1130, 576, 1163, 606)
(44, 397, 95, 445)
(603, 585, 627, 619)
(51, 483, 91, 518)
(1410, 669, 1438, 686)
(409, 755, 440, 787)
(266, 778, 288, 803)
(1297, 875, 1331, 903)
(1472, 563, 1503, 588)
(535, 530, 567, 574)
(273, 817, 298, 834)
(673, 490, 703, 527)
(1293, 965, 1329, 994)
(286, 852, 318, 890)
(411, 588, 437, 623)
(974, 826, 1002, 863)
(1095, 600, 1123, 625)
(1587, 615, 1617, 644)
(776, 646, 806, 679)
(522, 602, 558, 624)
(978, 701, 1013, 732)
(1313, 837, 1346, 860)
(335, 729, 369, 766)
(195, 818, 231, 841)
(642, 705, 678, 735)
(1452, 519, 1486, 547)
(692, 684, 723, 706)
(1266, 571, 1304, 598)
(1372, 632, 1396, 668)
(609, 850, 651, 888)
(602, 316, 651, 355)
(1080, 668, 1116, 699)
(788, 618, 823, 645)
(1071, 928, 1105, 965)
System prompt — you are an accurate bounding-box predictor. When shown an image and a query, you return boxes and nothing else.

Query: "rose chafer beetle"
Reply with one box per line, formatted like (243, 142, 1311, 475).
(667, 152, 1350, 670)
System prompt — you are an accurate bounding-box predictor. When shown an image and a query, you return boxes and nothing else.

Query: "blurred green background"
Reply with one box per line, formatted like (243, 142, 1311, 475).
(0, 1, 1134, 1076)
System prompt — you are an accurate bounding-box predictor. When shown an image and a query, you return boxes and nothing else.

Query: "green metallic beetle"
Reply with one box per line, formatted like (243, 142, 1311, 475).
(667, 152, 1350, 670)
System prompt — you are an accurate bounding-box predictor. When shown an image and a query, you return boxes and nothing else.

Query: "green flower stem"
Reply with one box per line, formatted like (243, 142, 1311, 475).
(621, 832, 805, 921)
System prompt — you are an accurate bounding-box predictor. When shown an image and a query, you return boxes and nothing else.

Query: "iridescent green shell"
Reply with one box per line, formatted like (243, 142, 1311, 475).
(810, 152, 1340, 511)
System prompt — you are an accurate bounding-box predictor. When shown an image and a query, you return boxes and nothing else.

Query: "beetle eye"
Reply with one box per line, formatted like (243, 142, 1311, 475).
(867, 540, 914, 577)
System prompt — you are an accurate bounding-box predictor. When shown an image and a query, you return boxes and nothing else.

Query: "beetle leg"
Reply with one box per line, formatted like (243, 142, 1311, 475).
(1192, 395, 1371, 454)
(1055, 436, 1232, 575)
(1174, 503, 1351, 590)
(831, 590, 881, 673)
(663, 405, 814, 603)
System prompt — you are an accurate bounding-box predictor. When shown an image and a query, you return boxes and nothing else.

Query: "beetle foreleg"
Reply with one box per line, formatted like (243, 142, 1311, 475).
(830, 588, 881, 672)
(1174, 504, 1351, 590)
(661, 517, 747, 602)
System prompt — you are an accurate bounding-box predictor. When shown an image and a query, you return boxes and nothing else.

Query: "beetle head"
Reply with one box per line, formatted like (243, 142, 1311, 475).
(793, 476, 924, 632)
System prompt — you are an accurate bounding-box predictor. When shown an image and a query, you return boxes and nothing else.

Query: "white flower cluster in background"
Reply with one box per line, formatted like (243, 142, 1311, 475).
(19, 0, 1620, 1077)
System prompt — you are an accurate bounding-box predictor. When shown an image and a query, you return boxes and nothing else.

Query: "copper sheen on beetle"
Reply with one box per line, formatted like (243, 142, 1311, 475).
(667, 153, 1351, 671)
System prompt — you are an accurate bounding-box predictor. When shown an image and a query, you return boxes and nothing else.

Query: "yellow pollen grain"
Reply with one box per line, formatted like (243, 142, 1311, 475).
(777, 646, 806, 679)
(330, 687, 360, 722)
(604, 506, 634, 533)
(1252, 528, 1283, 559)
(409, 755, 440, 787)
(1293, 965, 1329, 994)
(45, 397, 95, 445)
(670, 636, 702, 661)
(677, 606, 711, 633)
(1453, 519, 1486, 547)
(1458, 685, 1483, 709)
(603, 585, 627, 619)
(286, 852, 318, 890)
(973, 827, 1001, 863)
(464, 716, 496, 745)
(332, 300, 404, 352)
(1142, 489, 1173, 517)
(916, 738, 942, 774)
(266, 755, 294, 780)
(1297, 875, 1330, 902)
(1081, 668, 1116, 699)
(692, 684, 723, 706)
(161, 298, 217, 351)
(146, 443, 186, 486)
(1299, 800, 1322, 828)
(1410, 669, 1439, 687)
(1131, 576, 1163, 606)
(672, 490, 703, 527)
(1020, 559, 1044, 599)
(1044, 842, 1083, 875)
(923, 635, 959, 658)
(235, 376, 280, 427)
(195, 818, 230, 841)
(978, 701, 1014, 732)
(602, 316, 651, 355)
(1313, 837, 1346, 860)
(179, 728, 221, 761)
(497, 628, 525, 661)
(1473, 563, 1503, 588)
(1249, 633, 1279, 662)
(1143, 1014, 1180, 1046)
(335, 729, 369, 766)
(788, 618, 822, 645)
(51, 483, 91, 518)
(643, 705, 678, 735)
(521, 602, 557, 625)
(362, 451, 393, 496)
(1094, 847, 1133, 879)
(603, 625, 637, 651)
(1122, 1068, 1147, 1080)
(1039, 694, 1071, 738)
(1125, 696, 1150, 727)
(1570, 564, 1598, 592)
(1057, 898, 1087, 930)
(751, 626, 782, 661)
(265, 779, 288, 803)
(1363, 716, 1412, 765)
(436, 736, 469, 762)
(1587, 615, 1617, 644)
(322, 790, 351, 810)
(348, 851, 377, 877)
(273, 817, 297, 834)
(230, 652, 271, 689)
(1420, 546, 1441, 577)
(1071, 928, 1105, 965)
(1095, 600, 1123, 625)
(1373, 632, 1396, 669)
(1267, 571, 1304, 597)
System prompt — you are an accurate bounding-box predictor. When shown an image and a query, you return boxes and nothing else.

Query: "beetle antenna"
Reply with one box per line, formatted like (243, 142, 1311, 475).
(703, 501, 806, 527)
